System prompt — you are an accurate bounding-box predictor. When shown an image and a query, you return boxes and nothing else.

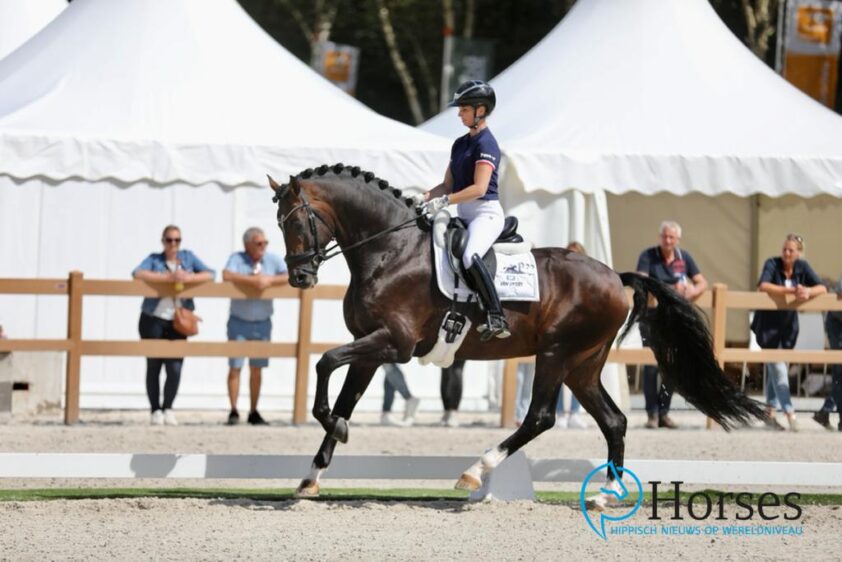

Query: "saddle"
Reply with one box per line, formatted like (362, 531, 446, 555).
(444, 216, 523, 288)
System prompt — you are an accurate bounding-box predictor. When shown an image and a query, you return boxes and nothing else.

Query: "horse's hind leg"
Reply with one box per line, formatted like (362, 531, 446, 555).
(296, 362, 377, 498)
(456, 348, 578, 491)
(565, 345, 629, 511)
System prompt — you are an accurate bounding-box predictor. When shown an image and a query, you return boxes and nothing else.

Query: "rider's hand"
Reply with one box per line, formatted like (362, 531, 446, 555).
(421, 195, 449, 215)
(410, 192, 427, 207)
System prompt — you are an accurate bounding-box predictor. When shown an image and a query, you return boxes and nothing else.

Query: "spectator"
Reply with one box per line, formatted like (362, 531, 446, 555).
(441, 359, 465, 427)
(222, 227, 288, 426)
(752, 233, 826, 431)
(380, 363, 420, 427)
(133, 225, 214, 426)
(556, 386, 588, 429)
(515, 362, 534, 426)
(814, 279, 842, 430)
(636, 221, 708, 429)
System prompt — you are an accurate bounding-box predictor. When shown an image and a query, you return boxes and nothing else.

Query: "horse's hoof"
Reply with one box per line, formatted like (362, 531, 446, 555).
(295, 480, 320, 498)
(332, 417, 349, 443)
(454, 472, 482, 492)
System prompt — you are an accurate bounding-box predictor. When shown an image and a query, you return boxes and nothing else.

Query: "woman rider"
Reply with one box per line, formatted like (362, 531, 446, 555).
(419, 80, 510, 341)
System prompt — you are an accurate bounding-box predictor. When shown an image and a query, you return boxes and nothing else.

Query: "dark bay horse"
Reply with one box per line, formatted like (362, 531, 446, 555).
(268, 163, 764, 503)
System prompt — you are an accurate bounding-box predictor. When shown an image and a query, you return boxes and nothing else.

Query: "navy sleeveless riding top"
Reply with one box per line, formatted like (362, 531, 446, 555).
(449, 127, 501, 201)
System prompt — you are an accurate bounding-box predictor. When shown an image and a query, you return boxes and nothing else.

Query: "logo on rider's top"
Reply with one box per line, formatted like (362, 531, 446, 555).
(479, 152, 497, 162)
(579, 461, 643, 540)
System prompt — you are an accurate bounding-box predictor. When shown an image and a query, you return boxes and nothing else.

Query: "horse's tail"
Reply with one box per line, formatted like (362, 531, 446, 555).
(618, 272, 765, 430)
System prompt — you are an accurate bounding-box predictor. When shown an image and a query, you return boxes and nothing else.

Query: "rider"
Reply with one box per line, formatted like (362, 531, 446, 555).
(419, 80, 510, 341)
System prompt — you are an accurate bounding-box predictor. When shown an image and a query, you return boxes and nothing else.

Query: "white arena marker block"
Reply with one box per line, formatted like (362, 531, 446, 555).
(469, 450, 534, 502)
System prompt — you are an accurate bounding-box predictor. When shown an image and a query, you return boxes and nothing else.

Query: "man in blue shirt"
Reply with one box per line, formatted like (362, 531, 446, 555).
(222, 227, 288, 425)
(636, 220, 708, 430)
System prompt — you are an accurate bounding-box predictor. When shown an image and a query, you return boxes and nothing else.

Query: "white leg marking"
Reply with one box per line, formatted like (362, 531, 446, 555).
(464, 447, 508, 482)
(306, 464, 325, 486)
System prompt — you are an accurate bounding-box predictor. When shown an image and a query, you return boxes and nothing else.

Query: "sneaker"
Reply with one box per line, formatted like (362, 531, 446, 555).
(644, 414, 658, 429)
(403, 397, 420, 425)
(226, 410, 240, 426)
(150, 410, 164, 426)
(786, 415, 798, 432)
(162, 409, 178, 426)
(442, 410, 460, 428)
(555, 416, 568, 429)
(247, 411, 269, 426)
(764, 416, 786, 431)
(381, 413, 407, 427)
(567, 413, 589, 429)
(812, 410, 831, 430)
(658, 415, 678, 429)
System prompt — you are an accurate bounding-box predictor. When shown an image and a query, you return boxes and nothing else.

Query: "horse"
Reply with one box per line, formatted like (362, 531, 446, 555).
(268, 163, 764, 504)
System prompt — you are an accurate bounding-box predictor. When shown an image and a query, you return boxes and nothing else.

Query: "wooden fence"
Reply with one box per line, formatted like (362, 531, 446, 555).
(1, 275, 842, 427)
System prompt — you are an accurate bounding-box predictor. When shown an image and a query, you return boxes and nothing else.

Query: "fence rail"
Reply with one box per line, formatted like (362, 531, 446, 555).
(2, 275, 842, 427)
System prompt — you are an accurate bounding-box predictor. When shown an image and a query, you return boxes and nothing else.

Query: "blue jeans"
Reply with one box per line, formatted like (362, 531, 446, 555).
(820, 314, 842, 414)
(556, 386, 581, 415)
(765, 361, 794, 414)
(382, 364, 411, 412)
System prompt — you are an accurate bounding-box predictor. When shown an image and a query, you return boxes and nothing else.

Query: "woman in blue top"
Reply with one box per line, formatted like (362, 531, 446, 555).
(419, 80, 509, 341)
(133, 225, 215, 426)
(751, 233, 826, 431)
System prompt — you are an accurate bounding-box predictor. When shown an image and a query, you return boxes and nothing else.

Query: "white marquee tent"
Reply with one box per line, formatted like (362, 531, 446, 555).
(425, 0, 842, 407)
(425, 0, 842, 261)
(0, 0, 460, 413)
(0, 0, 66, 60)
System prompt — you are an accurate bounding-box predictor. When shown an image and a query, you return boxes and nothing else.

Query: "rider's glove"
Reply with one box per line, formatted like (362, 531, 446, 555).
(409, 192, 427, 207)
(421, 195, 450, 215)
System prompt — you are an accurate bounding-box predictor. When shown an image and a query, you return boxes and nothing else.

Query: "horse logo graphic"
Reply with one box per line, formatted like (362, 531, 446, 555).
(579, 461, 643, 540)
(503, 263, 523, 274)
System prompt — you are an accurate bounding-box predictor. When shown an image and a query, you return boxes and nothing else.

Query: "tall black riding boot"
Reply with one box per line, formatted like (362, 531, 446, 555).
(466, 254, 511, 341)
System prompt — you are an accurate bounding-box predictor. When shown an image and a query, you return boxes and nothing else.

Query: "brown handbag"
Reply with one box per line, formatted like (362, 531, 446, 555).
(173, 306, 201, 337)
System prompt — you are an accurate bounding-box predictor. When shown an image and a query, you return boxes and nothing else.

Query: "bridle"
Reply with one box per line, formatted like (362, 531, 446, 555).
(276, 189, 417, 276)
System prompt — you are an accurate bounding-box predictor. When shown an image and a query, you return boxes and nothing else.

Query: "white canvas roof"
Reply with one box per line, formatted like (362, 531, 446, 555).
(424, 0, 842, 198)
(0, 0, 66, 60)
(0, 0, 448, 188)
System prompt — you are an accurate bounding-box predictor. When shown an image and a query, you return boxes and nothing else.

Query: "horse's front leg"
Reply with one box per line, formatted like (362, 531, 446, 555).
(312, 328, 401, 443)
(296, 361, 378, 498)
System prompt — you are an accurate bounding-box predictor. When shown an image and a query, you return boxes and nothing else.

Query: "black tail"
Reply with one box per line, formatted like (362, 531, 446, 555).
(618, 272, 765, 430)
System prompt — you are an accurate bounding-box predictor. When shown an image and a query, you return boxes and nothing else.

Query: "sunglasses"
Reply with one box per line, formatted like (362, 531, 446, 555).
(251, 240, 269, 247)
(163, 237, 182, 244)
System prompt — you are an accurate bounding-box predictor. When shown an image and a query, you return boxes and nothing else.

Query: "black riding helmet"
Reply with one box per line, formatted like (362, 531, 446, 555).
(448, 80, 495, 126)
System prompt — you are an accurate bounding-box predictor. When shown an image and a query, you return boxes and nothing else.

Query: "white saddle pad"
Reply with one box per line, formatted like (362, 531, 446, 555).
(432, 223, 540, 302)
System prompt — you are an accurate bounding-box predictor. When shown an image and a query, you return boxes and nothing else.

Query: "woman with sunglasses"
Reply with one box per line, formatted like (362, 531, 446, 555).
(133, 225, 215, 426)
(751, 233, 826, 431)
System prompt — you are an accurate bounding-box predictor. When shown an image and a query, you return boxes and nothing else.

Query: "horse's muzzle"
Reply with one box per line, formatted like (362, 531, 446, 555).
(291, 271, 318, 289)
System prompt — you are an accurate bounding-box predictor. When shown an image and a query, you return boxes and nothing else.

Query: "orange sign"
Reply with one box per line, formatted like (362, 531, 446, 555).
(782, 1, 842, 107)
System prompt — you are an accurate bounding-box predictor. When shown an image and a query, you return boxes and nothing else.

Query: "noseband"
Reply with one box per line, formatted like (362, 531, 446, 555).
(277, 191, 336, 275)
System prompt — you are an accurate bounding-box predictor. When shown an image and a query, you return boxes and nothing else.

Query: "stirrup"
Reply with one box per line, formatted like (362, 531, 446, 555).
(478, 314, 511, 341)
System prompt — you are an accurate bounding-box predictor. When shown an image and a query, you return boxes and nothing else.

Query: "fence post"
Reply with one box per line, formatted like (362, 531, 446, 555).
(501, 358, 519, 428)
(293, 289, 314, 425)
(64, 271, 83, 425)
(708, 283, 729, 430)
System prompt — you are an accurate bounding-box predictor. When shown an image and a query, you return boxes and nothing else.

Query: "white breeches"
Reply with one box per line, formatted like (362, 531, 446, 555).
(457, 199, 505, 269)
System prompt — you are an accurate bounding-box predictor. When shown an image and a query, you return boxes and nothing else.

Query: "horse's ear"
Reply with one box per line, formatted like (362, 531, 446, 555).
(289, 175, 301, 195)
(267, 175, 282, 193)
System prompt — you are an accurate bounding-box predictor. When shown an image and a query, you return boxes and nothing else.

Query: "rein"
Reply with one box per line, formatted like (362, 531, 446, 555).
(278, 190, 417, 271)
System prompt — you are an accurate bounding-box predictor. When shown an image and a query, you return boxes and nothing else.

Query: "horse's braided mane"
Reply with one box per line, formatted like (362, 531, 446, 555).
(278, 163, 417, 209)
